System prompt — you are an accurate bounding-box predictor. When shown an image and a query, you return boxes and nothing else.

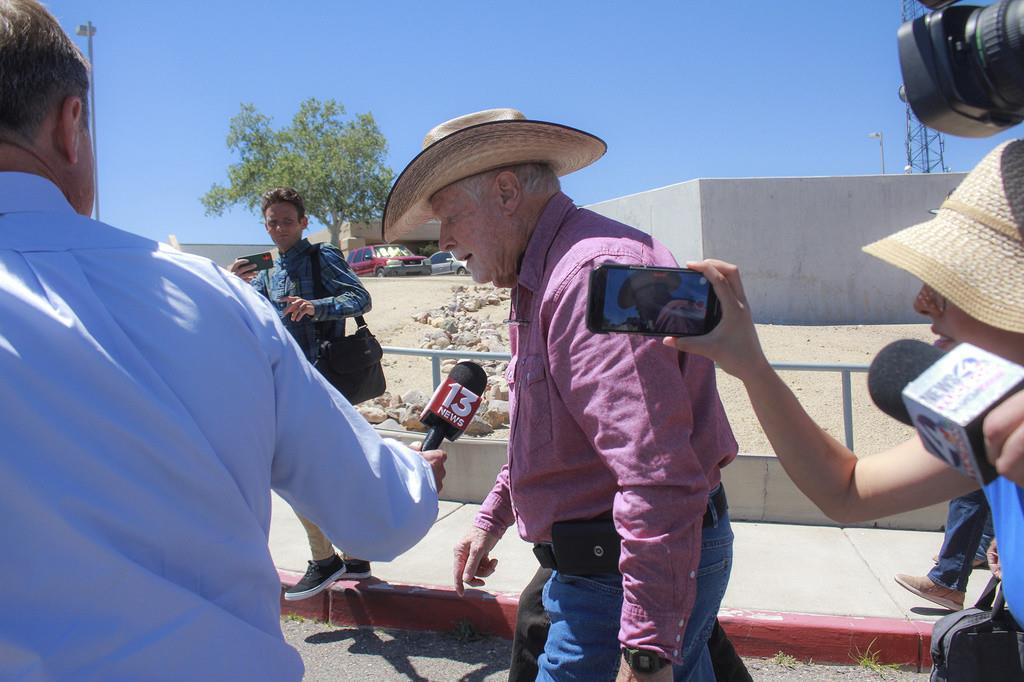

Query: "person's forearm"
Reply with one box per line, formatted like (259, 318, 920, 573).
(741, 361, 863, 521)
(313, 292, 371, 320)
(666, 258, 976, 521)
(475, 465, 514, 534)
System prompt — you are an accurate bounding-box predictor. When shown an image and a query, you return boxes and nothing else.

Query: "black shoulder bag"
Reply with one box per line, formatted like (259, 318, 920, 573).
(309, 244, 386, 404)
(929, 575, 1024, 681)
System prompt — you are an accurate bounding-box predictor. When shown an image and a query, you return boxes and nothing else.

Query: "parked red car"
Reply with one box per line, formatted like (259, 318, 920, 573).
(346, 244, 430, 278)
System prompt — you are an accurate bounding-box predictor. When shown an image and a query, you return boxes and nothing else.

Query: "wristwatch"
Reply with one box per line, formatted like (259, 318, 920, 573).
(621, 647, 669, 673)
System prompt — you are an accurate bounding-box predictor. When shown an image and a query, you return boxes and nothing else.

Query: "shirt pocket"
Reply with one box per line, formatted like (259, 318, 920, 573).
(516, 354, 552, 452)
(269, 273, 294, 309)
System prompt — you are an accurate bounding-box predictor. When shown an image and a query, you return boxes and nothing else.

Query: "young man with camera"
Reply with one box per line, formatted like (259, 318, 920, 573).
(229, 187, 376, 599)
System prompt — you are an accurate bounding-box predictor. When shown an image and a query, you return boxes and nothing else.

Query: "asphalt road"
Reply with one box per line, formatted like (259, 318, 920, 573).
(282, 617, 931, 681)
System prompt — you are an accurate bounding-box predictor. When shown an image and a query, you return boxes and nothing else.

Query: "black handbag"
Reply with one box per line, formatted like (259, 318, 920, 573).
(309, 245, 386, 404)
(929, 576, 1024, 681)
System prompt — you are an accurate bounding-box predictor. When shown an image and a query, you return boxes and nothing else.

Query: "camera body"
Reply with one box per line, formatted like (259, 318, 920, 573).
(900, 0, 1024, 137)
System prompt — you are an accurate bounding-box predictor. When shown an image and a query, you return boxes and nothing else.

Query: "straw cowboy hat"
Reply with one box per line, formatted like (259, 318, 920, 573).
(382, 108, 607, 241)
(863, 139, 1024, 333)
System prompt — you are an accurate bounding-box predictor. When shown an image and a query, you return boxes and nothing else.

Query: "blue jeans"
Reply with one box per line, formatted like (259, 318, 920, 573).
(929, 490, 994, 592)
(537, 501, 733, 682)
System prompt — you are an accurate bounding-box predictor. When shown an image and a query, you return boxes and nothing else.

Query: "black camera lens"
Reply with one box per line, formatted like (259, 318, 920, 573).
(969, 0, 1024, 110)
(899, 0, 1024, 137)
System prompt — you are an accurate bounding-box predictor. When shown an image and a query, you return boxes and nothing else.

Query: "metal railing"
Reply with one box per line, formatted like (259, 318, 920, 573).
(382, 346, 869, 450)
(768, 362, 869, 451)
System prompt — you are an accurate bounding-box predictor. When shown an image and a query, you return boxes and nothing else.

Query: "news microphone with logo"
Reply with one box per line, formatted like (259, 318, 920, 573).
(868, 339, 1024, 485)
(420, 361, 488, 450)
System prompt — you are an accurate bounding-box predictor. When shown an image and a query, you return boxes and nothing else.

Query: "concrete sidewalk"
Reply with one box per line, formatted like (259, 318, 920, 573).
(270, 494, 990, 671)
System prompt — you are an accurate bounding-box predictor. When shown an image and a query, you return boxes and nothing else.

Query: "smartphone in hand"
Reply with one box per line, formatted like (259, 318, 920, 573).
(239, 252, 274, 271)
(586, 263, 721, 337)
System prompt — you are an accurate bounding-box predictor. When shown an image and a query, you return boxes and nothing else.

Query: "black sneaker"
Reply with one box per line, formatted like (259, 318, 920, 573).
(284, 556, 347, 601)
(341, 559, 372, 580)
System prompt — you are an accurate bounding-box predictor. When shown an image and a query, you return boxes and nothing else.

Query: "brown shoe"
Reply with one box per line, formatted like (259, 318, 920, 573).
(894, 574, 965, 610)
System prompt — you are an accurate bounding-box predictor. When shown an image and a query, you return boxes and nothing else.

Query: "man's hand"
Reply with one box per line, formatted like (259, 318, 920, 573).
(281, 296, 315, 321)
(453, 526, 500, 596)
(983, 389, 1024, 487)
(417, 447, 446, 493)
(615, 659, 673, 682)
(229, 258, 259, 283)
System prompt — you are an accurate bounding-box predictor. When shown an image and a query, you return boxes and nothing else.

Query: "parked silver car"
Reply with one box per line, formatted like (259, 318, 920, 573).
(429, 251, 469, 275)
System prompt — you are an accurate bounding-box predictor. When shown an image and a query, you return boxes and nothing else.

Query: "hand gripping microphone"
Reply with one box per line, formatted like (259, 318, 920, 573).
(420, 361, 488, 450)
(868, 339, 1024, 485)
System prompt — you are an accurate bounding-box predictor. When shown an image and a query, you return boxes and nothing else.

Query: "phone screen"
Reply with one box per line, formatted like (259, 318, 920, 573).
(587, 264, 720, 337)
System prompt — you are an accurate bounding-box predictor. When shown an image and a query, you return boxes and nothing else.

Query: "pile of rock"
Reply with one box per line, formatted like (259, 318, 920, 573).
(358, 285, 512, 439)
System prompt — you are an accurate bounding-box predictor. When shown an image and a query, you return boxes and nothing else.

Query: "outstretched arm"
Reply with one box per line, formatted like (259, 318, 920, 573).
(666, 259, 977, 522)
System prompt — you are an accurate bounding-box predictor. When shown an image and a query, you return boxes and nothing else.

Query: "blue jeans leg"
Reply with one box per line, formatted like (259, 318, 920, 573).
(536, 508, 734, 682)
(975, 514, 995, 564)
(674, 507, 733, 682)
(929, 490, 991, 592)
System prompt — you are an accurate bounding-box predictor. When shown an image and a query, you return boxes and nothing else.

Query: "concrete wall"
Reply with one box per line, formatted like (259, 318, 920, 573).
(591, 173, 965, 325)
(700, 174, 965, 324)
(587, 179, 704, 262)
(377, 427, 946, 531)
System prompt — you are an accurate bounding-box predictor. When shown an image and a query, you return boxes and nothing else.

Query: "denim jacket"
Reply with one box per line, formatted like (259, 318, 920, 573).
(252, 238, 370, 363)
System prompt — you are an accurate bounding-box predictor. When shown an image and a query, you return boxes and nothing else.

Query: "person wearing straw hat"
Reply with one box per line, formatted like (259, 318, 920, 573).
(664, 140, 1024, 623)
(384, 109, 739, 681)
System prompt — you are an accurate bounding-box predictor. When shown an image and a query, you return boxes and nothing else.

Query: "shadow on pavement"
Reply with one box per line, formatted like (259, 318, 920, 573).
(303, 624, 511, 682)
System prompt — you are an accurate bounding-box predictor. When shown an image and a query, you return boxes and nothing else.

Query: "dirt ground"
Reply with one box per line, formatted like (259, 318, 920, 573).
(361, 275, 933, 456)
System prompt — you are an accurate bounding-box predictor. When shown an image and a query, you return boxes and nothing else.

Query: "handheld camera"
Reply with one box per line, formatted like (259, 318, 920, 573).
(900, 0, 1024, 136)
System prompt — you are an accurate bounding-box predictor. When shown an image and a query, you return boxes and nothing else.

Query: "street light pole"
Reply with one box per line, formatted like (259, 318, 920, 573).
(75, 21, 98, 221)
(867, 132, 885, 175)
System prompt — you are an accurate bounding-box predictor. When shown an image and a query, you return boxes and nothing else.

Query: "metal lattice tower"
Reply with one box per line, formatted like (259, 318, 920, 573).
(901, 1, 947, 172)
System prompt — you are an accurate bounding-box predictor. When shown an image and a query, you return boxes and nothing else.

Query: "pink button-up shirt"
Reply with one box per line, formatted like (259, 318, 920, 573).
(474, 193, 737, 662)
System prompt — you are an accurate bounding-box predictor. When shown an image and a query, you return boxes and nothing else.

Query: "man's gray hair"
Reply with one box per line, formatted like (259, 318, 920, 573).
(456, 163, 560, 203)
(0, 0, 90, 141)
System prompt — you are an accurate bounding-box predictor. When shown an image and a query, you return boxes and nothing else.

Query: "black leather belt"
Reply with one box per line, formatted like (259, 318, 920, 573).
(533, 485, 728, 573)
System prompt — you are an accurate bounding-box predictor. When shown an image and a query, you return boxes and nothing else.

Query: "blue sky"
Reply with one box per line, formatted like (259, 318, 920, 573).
(45, 0, 1018, 245)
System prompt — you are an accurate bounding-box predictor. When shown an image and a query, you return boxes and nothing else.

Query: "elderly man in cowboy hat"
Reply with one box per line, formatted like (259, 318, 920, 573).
(384, 109, 739, 681)
(666, 140, 1024, 629)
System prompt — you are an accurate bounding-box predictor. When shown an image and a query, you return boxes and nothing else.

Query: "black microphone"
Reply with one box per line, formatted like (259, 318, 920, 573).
(419, 361, 488, 450)
(867, 340, 944, 424)
(868, 339, 1024, 485)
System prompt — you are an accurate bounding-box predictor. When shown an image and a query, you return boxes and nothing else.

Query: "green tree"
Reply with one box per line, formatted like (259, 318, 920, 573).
(202, 98, 393, 246)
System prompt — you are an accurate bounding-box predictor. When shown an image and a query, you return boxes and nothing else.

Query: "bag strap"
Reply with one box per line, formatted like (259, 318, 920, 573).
(309, 244, 367, 333)
(968, 575, 1022, 629)
(973, 574, 1001, 611)
(989, 580, 1022, 629)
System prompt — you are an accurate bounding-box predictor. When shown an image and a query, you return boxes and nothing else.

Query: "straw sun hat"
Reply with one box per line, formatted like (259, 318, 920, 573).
(382, 108, 606, 241)
(863, 139, 1024, 333)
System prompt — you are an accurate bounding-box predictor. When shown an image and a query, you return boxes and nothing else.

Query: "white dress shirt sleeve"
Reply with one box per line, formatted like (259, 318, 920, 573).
(236, 275, 439, 561)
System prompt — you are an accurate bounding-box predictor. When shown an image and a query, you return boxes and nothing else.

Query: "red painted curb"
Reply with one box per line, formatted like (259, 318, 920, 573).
(718, 608, 932, 670)
(278, 569, 934, 670)
(278, 569, 518, 639)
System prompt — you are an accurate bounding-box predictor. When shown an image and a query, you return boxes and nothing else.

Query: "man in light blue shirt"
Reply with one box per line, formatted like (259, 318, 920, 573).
(0, 2, 445, 679)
